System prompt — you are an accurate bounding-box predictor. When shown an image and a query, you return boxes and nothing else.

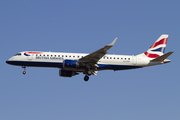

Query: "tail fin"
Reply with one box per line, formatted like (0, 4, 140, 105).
(143, 34, 168, 58)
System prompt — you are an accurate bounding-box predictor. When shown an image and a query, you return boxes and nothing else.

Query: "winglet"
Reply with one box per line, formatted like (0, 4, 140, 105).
(108, 37, 118, 46)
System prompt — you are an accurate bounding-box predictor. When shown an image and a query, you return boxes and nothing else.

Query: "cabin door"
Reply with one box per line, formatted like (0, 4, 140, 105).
(28, 54, 33, 60)
(132, 56, 137, 65)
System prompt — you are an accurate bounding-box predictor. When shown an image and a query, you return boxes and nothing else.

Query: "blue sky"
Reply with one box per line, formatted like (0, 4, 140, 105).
(0, 0, 179, 120)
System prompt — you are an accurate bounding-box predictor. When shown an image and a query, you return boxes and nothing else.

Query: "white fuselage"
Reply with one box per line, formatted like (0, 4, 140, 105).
(6, 51, 164, 72)
(6, 35, 172, 81)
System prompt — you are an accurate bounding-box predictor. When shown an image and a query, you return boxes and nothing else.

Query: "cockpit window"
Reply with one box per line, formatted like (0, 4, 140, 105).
(15, 53, 21, 56)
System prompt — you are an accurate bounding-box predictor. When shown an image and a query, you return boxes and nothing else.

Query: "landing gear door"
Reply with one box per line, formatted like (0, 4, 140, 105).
(132, 55, 137, 65)
(28, 54, 33, 60)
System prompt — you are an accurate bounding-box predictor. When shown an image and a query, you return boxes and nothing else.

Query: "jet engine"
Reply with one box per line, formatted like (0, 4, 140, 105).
(59, 69, 79, 77)
(63, 60, 79, 68)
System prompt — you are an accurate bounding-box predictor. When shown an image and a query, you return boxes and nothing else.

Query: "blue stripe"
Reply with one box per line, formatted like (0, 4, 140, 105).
(162, 48, 165, 53)
(97, 64, 141, 70)
(6, 61, 142, 71)
(6, 61, 63, 68)
(151, 47, 165, 53)
(24, 54, 30, 56)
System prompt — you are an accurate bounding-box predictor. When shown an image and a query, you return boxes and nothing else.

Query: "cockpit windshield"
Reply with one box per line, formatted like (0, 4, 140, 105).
(14, 53, 21, 56)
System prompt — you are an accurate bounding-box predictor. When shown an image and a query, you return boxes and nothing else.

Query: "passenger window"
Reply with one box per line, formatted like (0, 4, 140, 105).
(128, 58, 130, 60)
(62, 55, 64, 57)
(47, 55, 49, 57)
(114, 57, 116, 59)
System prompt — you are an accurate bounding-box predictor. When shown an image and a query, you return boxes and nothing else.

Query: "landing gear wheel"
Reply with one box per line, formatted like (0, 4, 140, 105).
(87, 70, 92, 76)
(84, 75, 89, 81)
(23, 71, 26, 75)
(22, 66, 26, 75)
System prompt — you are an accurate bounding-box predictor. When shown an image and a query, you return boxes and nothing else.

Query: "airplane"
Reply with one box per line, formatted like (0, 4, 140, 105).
(6, 34, 173, 81)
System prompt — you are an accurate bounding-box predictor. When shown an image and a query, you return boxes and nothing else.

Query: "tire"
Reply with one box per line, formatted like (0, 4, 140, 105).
(23, 71, 26, 75)
(84, 75, 89, 81)
(87, 70, 92, 75)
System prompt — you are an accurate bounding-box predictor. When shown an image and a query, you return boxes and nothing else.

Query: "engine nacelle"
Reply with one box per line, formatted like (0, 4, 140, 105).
(63, 60, 79, 68)
(59, 69, 79, 77)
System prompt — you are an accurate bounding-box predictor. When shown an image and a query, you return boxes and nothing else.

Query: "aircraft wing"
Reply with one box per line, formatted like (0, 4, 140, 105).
(78, 37, 117, 63)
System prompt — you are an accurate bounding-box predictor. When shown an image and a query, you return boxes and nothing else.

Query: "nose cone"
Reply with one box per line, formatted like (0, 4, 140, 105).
(6, 57, 14, 65)
(6, 59, 11, 64)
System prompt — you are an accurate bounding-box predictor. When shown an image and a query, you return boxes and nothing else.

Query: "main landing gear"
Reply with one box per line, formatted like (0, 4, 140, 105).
(84, 70, 92, 82)
(83, 64, 91, 81)
(84, 75, 89, 81)
(22, 66, 26, 75)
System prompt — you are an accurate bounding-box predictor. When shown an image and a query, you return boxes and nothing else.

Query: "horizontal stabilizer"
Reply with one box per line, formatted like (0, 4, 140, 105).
(151, 51, 174, 61)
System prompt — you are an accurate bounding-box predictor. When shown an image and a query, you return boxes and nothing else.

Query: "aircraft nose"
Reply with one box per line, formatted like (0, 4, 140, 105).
(6, 59, 10, 64)
(6, 57, 14, 64)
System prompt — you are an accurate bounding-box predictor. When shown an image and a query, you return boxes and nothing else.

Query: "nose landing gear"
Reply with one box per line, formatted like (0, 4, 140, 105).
(23, 71, 26, 74)
(22, 66, 26, 75)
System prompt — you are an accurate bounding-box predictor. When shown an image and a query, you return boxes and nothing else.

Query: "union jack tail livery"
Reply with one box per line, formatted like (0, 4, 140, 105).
(144, 34, 168, 59)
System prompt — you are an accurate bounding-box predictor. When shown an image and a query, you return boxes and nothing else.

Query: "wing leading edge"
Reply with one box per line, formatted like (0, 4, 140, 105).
(78, 37, 117, 63)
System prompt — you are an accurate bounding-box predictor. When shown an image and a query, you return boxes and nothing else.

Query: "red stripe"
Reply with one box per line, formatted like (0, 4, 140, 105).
(26, 52, 42, 54)
(144, 52, 160, 58)
(150, 38, 167, 48)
